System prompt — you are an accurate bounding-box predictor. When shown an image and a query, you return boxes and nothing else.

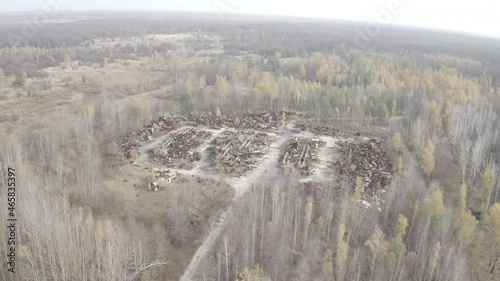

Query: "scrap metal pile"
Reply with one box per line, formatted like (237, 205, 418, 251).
(148, 168, 178, 191)
(222, 111, 287, 130)
(295, 121, 339, 136)
(121, 115, 184, 159)
(188, 111, 291, 130)
(334, 138, 392, 193)
(210, 130, 273, 174)
(121, 112, 291, 159)
(281, 137, 325, 176)
(152, 128, 212, 169)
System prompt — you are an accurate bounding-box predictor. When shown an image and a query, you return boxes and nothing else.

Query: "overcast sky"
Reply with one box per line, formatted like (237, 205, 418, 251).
(2, 0, 499, 38)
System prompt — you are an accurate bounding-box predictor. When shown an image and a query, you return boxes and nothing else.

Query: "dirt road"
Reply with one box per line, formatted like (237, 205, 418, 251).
(177, 122, 296, 281)
(133, 121, 298, 281)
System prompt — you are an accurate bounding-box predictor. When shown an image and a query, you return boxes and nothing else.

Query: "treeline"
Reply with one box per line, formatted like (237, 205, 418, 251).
(168, 46, 497, 121)
(200, 176, 481, 281)
(0, 95, 168, 281)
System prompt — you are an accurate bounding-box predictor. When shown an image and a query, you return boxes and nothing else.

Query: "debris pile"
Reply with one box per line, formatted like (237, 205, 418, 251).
(147, 115, 184, 138)
(152, 128, 212, 169)
(148, 168, 178, 191)
(121, 115, 183, 159)
(225, 111, 286, 130)
(137, 115, 185, 141)
(295, 121, 339, 136)
(121, 111, 291, 160)
(210, 130, 273, 174)
(358, 196, 385, 211)
(121, 142, 139, 160)
(281, 137, 325, 176)
(188, 111, 291, 130)
(334, 138, 392, 193)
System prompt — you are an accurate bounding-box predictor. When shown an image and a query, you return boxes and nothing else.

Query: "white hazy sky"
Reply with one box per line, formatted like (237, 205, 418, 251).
(2, 0, 500, 38)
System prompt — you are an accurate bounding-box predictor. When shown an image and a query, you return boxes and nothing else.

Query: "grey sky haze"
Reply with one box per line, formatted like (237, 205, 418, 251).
(1, 0, 499, 38)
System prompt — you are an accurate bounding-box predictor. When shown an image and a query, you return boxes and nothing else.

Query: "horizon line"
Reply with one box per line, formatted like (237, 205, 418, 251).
(0, 9, 499, 41)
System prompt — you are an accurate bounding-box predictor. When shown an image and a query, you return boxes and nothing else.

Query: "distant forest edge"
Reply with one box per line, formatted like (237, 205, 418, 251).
(0, 12, 499, 86)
